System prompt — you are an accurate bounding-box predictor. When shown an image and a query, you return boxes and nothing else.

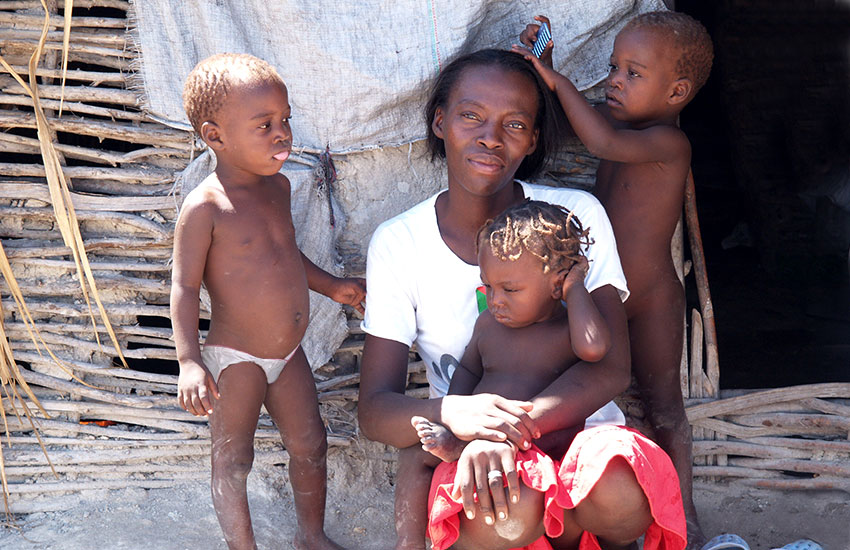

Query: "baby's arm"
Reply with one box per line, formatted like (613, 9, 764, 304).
(561, 256, 611, 362)
(301, 252, 366, 314)
(513, 17, 689, 164)
(170, 194, 219, 416)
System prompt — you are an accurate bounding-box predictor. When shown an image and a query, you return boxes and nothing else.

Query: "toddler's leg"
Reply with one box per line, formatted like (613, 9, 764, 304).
(411, 416, 465, 463)
(210, 362, 268, 550)
(395, 444, 440, 550)
(630, 283, 705, 549)
(264, 348, 344, 550)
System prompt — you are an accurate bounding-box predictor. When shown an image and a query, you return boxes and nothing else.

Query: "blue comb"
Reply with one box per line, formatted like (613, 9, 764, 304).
(531, 22, 552, 58)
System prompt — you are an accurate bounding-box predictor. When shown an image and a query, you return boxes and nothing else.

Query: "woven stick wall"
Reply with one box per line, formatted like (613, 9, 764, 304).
(1, 0, 849, 518)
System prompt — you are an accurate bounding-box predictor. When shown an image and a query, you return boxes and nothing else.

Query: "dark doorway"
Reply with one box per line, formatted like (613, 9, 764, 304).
(677, 0, 850, 389)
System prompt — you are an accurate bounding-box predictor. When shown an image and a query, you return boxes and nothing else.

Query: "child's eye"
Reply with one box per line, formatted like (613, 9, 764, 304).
(461, 112, 479, 121)
(283, 116, 292, 124)
(608, 63, 617, 73)
(258, 122, 270, 129)
(506, 121, 527, 130)
(628, 70, 640, 78)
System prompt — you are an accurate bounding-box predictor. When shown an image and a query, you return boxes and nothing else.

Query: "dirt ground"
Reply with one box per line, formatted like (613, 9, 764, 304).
(0, 444, 848, 550)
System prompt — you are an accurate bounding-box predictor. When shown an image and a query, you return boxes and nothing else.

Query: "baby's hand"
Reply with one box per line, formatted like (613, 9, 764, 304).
(178, 361, 219, 417)
(328, 276, 367, 315)
(561, 255, 589, 298)
(518, 15, 554, 68)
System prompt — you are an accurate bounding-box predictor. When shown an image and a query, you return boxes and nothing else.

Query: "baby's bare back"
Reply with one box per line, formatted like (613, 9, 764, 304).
(202, 175, 309, 358)
(595, 158, 688, 301)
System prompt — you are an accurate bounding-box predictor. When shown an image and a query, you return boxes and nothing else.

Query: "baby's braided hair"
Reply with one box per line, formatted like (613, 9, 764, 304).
(624, 11, 714, 92)
(477, 200, 592, 275)
(182, 53, 285, 134)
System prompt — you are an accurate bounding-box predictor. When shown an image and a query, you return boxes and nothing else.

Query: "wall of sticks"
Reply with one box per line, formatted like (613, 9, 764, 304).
(0, 0, 848, 517)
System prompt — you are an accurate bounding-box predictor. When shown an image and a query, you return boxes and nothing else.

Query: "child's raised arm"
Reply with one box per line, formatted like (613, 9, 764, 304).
(170, 193, 220, 416)
(560, 256, 611, 362)
(300, 252, 366, 314)
(512, 17, 690, 165)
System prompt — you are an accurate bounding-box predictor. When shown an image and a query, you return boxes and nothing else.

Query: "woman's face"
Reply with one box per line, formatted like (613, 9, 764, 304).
(432, 65, 539, 199)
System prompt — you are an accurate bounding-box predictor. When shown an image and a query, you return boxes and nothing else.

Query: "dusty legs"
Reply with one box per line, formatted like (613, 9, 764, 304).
(209, 351, 344, 550)
(265, 349, 345, 550)
(629, 281, 706, 550)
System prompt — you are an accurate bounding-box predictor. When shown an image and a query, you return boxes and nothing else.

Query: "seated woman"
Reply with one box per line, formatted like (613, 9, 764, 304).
(358, 49, 686, 550)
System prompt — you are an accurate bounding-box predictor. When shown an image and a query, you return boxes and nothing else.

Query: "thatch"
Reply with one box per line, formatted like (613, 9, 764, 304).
(0, 0, 848, 520)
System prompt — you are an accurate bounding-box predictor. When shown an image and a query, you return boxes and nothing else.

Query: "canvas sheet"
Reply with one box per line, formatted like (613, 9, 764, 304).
(132, 0, 664, 153)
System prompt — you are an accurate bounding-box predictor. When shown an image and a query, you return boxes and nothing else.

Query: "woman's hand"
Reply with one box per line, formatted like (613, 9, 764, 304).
(439, 393, 540, 449)
(452, 439, 519, 526)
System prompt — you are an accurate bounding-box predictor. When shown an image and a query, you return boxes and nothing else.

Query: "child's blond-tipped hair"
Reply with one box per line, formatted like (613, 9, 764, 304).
(625, 11, 714, 92)
(182, 53, 285, 134)
(478, 200, 592, 275)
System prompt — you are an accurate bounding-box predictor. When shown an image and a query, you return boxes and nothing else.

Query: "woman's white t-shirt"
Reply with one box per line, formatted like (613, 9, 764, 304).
(362, 182, 629, 427)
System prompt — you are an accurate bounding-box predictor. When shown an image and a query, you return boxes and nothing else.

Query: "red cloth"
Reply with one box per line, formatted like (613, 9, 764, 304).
(426, 426, 686, 550)
(427, 445, 561, 550)
(555, 425, 687, 550)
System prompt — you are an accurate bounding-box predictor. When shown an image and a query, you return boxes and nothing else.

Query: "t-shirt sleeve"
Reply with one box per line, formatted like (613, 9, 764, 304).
(576, 197, 630, 302)
(360, 221, 418, 346)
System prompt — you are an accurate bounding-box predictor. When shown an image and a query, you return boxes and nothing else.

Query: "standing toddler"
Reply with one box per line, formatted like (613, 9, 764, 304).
(171, 53, 364, 550)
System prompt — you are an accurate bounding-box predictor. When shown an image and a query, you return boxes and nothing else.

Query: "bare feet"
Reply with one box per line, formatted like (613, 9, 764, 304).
(293, 531, 346, 550)
(410, 416, 465, 463)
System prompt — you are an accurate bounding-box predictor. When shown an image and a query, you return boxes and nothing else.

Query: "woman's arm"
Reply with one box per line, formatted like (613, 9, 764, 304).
(358, 334, 540, 449)
(358, 334, 442, 448)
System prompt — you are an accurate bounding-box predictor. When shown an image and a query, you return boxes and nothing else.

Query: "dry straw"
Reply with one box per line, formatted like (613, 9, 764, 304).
(0, 0, 126, 521)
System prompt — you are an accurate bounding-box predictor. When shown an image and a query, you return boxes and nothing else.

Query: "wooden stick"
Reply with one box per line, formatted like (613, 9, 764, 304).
(692, 465, 783, 478)
(0, 29, 127, 49)
(0, 12, 128, 29)
(738, 476, 850, 492)
(0, 182, 177, 211)
(693, 417, 842, 439)
(0, 163, 176, 184)
(686, 383, 850, 421)
(0, 112, 190, 148)
(0, 95, 147, 124)
(2, 80, 139, 105)
(692, 440, 815, 460)
(737, 435, 850, 454)
(729, 456, 850, 477)
(5, 257, 170, 272)
(0, 0, 129, 10)
(1, 64, 125, 84)
(684, 169, 719, 395)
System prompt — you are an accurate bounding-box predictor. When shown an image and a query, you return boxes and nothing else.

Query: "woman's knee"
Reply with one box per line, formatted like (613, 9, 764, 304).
(573, 457, 652, 545)
(455, 483, 545, 550)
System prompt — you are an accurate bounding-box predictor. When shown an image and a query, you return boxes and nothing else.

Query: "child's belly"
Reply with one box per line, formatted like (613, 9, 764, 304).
(204, 259, 310, 359)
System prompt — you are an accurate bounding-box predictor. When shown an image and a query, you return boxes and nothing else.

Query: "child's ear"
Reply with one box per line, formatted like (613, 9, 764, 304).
(432, 107, 445, 139)
(200, 121, 225, 150)
(551, 269, 567, 299)
(668, 78, 693, 106)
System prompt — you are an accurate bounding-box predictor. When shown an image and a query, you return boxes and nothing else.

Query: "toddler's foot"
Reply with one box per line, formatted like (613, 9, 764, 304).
(410, 416, 464, 463)
(293, 531, 346, 550)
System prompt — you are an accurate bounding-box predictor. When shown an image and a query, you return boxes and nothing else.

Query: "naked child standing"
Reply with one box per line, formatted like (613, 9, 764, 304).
(170, 53, 364, 550)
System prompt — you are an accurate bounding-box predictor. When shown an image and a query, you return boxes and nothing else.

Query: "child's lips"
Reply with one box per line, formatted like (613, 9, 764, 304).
(606, 93, 622, 107)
